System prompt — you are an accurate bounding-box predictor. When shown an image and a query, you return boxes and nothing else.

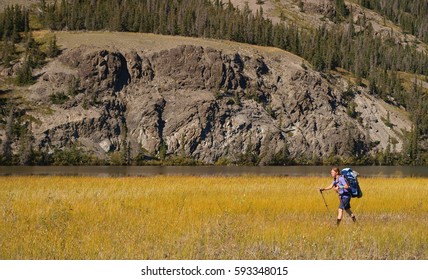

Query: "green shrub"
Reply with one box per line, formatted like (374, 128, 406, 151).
(49, 92, 69, 104)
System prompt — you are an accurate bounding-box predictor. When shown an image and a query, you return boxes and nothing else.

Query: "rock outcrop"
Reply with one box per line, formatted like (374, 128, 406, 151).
(7, 42, 411, 164)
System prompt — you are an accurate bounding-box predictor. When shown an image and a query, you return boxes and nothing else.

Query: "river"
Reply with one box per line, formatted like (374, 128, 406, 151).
(0, 165, 427, 177)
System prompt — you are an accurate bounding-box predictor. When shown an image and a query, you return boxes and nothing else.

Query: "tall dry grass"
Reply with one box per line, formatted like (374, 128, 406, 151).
(1, 176, 427, 259)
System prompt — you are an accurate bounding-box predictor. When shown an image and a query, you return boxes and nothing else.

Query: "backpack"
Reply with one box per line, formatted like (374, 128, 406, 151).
(341, 168, 363, 198)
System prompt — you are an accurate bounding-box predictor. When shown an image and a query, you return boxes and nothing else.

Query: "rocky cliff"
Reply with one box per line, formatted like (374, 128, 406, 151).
(1, 34, 410, 164)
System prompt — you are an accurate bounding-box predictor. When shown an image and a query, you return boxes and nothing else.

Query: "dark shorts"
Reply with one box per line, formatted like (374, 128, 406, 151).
(339, 195, 351, 210)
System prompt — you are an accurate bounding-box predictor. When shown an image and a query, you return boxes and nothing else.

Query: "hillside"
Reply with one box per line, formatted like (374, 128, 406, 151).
(1, 31, 411, 165)
(0, 0, 427, 165)
(231, 0, 428, 53)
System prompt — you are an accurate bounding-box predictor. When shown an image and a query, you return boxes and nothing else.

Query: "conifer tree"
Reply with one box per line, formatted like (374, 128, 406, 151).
(1, 109, 14, 165)
(0, 40, 16, 65)
(335, 0, 349, 19)
(15, 60, 33, 85)
(47, 34, 60, 58)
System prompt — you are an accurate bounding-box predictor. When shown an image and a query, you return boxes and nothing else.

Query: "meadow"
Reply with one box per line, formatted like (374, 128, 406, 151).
(0, 176, 427, 260)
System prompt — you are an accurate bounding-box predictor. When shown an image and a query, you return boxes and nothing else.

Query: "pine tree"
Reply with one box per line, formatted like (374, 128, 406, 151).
(0, 40, 16, 65)
(22, 31, 45, 67)
(18, 123, 33, 165)
(15, 60, 33, 85)
(47, 34, 60, 58)
(1, 109, 14, 165)
(335, 0, 349, 19)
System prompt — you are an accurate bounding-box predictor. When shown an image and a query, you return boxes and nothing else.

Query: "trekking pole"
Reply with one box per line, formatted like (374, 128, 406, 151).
(319, 189, 332, 218)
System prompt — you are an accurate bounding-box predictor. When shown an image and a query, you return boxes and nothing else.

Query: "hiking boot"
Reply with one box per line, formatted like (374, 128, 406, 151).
(352, 216, 357, 223)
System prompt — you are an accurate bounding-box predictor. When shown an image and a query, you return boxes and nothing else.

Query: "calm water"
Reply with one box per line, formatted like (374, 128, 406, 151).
(0, 166, 427, 177)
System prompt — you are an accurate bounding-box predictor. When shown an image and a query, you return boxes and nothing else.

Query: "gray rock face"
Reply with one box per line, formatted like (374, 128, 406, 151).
(22, 44, 410, 164)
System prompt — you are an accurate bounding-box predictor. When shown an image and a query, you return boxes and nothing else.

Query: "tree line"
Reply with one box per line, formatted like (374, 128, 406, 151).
(0, 5, 29, 66)
(358, 0, 428, 44)
(31, 1, 428, 71)
(0, 3, 59, 83)
(2, 1, 427, 79)
(0, 4, 29, 41)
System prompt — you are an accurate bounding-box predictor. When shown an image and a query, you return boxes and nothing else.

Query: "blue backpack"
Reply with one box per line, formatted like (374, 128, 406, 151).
(341, 168, 363, 198)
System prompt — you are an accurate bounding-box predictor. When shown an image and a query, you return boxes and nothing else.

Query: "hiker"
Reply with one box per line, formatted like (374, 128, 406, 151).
(320, 167, 357, 226)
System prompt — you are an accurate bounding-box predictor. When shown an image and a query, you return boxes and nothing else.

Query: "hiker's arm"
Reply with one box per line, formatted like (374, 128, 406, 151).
(320, 183, 334, 192)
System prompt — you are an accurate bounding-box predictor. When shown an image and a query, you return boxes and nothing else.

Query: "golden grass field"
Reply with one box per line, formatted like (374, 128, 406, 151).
(1, 176, 427, 260)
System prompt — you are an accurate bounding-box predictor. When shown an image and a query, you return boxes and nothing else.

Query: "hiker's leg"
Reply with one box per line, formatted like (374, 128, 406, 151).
(337, 196, 346, 225)
(337, 208, 343, 225)
(337, 208, 343, 219)
(345, 208, 356, 222)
